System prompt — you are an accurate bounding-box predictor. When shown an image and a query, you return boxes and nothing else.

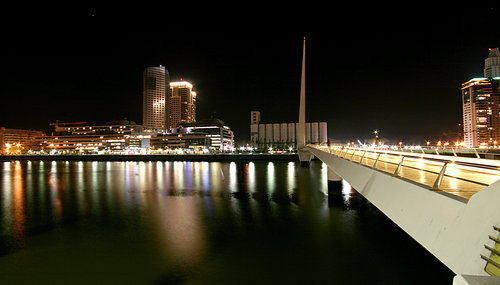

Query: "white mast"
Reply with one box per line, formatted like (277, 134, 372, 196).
(297, 37, 311, 165)
(297, 37, 306, 150)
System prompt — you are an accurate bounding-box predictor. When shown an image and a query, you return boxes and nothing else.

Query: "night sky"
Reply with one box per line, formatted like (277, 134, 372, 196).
(1, 4, 499, 144)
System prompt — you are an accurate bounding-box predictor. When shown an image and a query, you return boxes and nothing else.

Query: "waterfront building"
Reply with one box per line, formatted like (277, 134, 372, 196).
(167, 81, 197, 129)
(0, 127, 45, 153)
(174, 118, 234, 151)
(150, 133, 210, 151)
(249, 111, 327, 150)
(462, 48, 500, 148)
(31, 121, 160, 153)
(143, 66, 169, 129)
(28, 118, 233, 153)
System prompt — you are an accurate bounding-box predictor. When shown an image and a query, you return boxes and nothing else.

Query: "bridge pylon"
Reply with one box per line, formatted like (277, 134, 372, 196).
(297, 37, 311, 166)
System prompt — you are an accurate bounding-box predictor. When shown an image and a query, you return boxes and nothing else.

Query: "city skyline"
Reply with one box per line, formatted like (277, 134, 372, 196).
(1, 5, 499, 143)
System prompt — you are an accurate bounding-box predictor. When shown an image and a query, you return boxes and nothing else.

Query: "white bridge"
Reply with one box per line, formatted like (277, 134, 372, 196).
(293, 37, 500, 284)
(306, 145, 500, 284)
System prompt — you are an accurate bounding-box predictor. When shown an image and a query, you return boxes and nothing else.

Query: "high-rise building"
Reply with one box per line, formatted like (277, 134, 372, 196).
(484, 48, 500, 78)
(143, 66, 169, 129)
(167, 81, 197, 129)
(462, 77, 500, 148)
(462, 48, 500, 148)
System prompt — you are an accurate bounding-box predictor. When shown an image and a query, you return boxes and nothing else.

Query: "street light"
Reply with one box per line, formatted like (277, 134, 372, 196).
(5, 143, 11, 154)
(373, 130, 379, 146)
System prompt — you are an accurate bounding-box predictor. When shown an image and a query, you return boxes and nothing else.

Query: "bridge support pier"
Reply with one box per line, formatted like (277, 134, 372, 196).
(298, 149, 313, 166)
(327, 166, 342, 182)
(326, 167, 344, 206)
(327, 166, 343, 192)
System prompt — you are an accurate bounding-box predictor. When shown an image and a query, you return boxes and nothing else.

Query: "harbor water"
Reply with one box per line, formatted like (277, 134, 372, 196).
(0, 160, 454, 284)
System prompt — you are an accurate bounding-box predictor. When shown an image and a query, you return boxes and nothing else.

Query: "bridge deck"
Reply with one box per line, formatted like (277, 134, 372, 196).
(315, 147, 500, 200)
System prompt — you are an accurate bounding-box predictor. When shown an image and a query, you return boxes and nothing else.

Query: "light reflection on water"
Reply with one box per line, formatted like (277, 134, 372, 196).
(0, 160, 454, 284)
(1, 161, 330, 238)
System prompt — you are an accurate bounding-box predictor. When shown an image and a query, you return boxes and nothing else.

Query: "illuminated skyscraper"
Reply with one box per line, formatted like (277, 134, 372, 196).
(462, 48, 500, 147)
(143, 66, 169, 129)
(168, 81, 197, 129)
(462, 78, 500, 148)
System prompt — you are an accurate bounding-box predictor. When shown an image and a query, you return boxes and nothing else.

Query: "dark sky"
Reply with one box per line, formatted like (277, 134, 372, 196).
(1, 4, 499, 144)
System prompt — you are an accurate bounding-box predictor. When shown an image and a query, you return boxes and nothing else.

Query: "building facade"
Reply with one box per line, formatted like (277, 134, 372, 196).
(462, 77, 500, 148)
(167, 81, 197, 129)
(31, 121, 160, 153)
(249, 111, 327, 150)
(175, 118, 234, 151)
(250, 111, 261, 146)
(25, 119, 233, 153)
(151, 133, 210, 150)
(0, 127, 45, 153)
(143, 66, 169, 129)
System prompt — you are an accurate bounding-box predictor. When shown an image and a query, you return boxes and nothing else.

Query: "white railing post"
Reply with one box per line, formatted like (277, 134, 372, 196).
(373, 153, 382, 168)
(433, 161, 449, 190)
(394, 156, 405, 177)
(350, 150, 356, 160)
(474, 149, 481, 159)
(360, 150, 367, 164)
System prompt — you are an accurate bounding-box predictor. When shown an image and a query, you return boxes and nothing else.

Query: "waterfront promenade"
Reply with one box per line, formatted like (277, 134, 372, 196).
(0, 153, 298, 162)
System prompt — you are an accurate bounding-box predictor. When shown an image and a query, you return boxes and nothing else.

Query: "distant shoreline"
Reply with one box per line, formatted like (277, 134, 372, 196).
(0, 154, 299, 162)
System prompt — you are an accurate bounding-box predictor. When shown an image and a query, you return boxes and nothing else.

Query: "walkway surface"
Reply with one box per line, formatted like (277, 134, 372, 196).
(311, 146, 500, 200)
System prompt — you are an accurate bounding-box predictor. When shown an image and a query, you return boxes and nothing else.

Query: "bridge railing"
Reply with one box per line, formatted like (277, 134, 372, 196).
(309, 145, 500, 199)
(395, 147, 500, 160)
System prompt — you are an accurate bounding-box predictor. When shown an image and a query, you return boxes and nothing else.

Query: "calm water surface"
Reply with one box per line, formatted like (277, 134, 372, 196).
(0, 160, 454, 284)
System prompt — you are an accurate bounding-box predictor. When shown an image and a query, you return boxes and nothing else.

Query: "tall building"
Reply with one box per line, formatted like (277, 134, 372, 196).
(462, 48, 500, 148)
(250, 111, 261, 145)
(167, 81, 197, 129)
(143, 66, 169, 129)
(462, 77, 500, 148)
(484, 48, 500, 78)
